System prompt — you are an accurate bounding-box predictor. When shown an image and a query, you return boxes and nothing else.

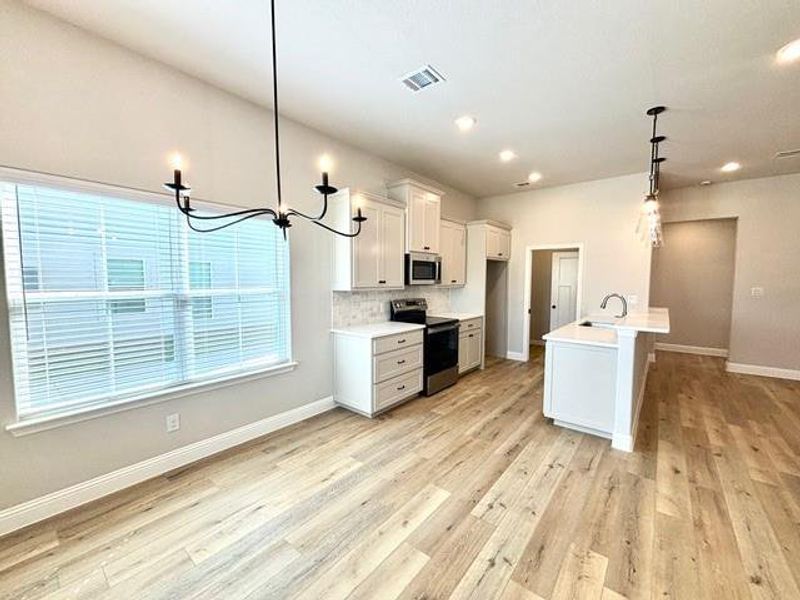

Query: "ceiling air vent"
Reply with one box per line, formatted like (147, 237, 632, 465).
(774, 148, 800, 160)
(400, 65, 446, 92)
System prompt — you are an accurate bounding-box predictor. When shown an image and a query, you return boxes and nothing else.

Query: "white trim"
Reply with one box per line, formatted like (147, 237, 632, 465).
(655, 342, 728, 358)
(725, 362, 800, 381)
(6, 361, 299, 436)
(521, 243, 584, 362)
(0, 396, 335, 537)
(506, 351, 526, 361)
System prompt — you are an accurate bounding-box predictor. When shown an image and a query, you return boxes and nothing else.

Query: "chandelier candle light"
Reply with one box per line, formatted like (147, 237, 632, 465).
(639, 106, 667, 247)
(164, 0, 365, 239)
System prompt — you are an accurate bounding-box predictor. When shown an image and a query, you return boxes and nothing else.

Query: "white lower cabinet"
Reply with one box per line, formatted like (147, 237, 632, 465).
(333, 327, 424, 417)
(458, 318, 483, 374)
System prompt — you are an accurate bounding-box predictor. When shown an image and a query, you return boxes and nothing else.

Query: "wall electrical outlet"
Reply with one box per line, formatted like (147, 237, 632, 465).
(750, 286, 764, 298)
(166, 413, 180, 433)
(627, 294, 639, 307)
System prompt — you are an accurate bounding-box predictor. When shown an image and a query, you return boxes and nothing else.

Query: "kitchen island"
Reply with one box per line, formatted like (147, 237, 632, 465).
(542, 308, 670, 451)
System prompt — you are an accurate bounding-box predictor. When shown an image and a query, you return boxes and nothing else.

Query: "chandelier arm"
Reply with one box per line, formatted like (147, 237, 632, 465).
(285, 194, 330, 221)
(184, 209, 278, 233)
(304, 214, 363, 238)
(174, 195, 277, 220)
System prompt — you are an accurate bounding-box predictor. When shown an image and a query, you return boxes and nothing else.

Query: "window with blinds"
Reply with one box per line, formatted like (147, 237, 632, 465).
(0, 179, 291, 421)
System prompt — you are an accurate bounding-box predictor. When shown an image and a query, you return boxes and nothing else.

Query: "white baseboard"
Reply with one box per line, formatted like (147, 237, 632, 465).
(0, 396, 335, 538)
(506, 351, 526, 362)
(654, 343, 728, 358)
(725, 362, 800, 381)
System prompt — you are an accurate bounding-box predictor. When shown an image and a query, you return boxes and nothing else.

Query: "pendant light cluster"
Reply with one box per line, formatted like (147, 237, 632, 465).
(639, 106, 667, 247)
(164, 0, 366, 239)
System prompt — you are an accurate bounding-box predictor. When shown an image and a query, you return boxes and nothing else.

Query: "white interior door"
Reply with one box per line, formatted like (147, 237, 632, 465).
(550, 251, 579, 329)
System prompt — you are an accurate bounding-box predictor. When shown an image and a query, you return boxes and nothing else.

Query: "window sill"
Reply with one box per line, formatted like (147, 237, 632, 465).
(5, 361, 299, 437)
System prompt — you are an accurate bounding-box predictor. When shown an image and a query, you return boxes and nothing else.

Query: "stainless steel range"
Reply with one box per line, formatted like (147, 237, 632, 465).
(390, 298, 459, 395)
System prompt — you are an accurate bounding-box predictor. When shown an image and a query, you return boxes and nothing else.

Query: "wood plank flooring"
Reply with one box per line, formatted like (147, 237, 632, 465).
(2, 349, 800, 599)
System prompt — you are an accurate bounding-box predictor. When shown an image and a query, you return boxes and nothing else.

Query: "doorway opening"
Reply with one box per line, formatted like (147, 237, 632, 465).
(522, 244, 583, 362)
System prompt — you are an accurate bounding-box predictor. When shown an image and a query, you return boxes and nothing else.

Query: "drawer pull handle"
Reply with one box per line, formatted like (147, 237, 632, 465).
(397, 339, 406, 344)
(469, 334, 474, 338)
(397, 385, 406, 391)
(397, 359, 406, 365)
(378, 280, 386, 284)
(451, 279, 457, 283)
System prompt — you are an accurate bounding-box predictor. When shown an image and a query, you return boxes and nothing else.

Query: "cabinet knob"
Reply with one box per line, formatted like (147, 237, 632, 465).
(423, 246, 430, 250)
(451, 279, 457, 283)
(551, 305, 556, 309)
(468, 334, 474, 338)
(498, 252, 503, 256)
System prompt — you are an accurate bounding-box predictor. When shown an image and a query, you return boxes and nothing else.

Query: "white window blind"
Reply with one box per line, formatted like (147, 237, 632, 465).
(0, 179, 291, 421)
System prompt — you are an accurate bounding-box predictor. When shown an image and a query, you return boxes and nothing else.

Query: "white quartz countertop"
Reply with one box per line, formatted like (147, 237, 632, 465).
(542, 308, 670, 347)
(429, 312, 484, 321)
(330, 321, 425, 339)
(542, 322, 619, 348)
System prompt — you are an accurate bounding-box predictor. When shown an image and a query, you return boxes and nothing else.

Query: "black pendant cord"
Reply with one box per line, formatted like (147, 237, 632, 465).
(163, 0, 365, 238)
(270, 0, 283, 214)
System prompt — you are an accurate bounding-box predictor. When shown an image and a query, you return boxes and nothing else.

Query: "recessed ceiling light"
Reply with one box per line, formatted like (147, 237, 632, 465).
(699, 180, 712, 186)
(720, 161, 741, 173)
(527, 171, 542, 183)
(777, 38, 800, 64)
(454, 115, 477, 132)
(499, 149, 517, 162)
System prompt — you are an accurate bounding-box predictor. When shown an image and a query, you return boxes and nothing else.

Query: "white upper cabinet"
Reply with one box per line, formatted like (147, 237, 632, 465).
(485, 223, 511, 261)
(387, 179, 443, 254)
(440, 219, 466, 286)
(330, 189, 406, 291)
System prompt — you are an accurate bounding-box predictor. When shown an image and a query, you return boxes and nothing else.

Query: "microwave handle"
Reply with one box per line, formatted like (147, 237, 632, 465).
(435, 257, 442, 283)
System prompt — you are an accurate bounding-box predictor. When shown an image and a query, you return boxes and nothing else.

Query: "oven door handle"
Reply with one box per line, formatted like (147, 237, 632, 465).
(427, 323, 459, 335)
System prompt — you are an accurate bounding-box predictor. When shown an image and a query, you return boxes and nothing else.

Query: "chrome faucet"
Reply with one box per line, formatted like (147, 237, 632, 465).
(600, 293, 628, 318)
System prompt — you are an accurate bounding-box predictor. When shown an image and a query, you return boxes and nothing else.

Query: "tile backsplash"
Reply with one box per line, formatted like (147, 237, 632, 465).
(332, 288, 452, 328)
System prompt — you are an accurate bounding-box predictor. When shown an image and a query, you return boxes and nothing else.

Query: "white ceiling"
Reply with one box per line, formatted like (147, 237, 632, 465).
(24, 0, 800, 197)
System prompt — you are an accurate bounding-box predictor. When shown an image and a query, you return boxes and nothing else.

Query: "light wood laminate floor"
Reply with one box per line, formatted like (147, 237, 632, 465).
(2, 349, 800, 599)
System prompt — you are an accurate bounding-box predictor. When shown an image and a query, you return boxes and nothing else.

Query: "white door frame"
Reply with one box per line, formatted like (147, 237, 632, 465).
(522, 243, 584, 362)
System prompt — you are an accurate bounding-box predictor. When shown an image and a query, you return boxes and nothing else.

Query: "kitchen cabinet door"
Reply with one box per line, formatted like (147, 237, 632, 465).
(352, 200, 381, 288)
(440, 220, 466, 286)
(459, 329, 482, 373)
(486, 227, 500, 258)
(423, 195, 441, 253)
(497, 229, 511, 260)
(380, 204, 405, 287)
(408, 189, 428, 253)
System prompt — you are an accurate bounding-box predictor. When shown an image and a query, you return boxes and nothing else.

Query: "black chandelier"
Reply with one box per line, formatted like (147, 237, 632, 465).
(639, 105, 667, 247)
(164, 0, 366, 238)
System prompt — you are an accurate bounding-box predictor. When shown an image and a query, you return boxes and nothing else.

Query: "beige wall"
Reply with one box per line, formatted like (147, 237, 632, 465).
(660, 173, 800, 370)
(530, 250, 554, 343)
(485, 261, 509, 357)
(477, 173, 652, 357)
(0, 1, 476, 508)
(650, 219, 737, 350)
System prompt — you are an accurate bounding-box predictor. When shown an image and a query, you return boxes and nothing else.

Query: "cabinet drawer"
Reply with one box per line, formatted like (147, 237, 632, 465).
(373, 344, 423, 383)
(460, 317, 483, 332)
(373, 329, 423, 355)
(374, 369, 423, 411)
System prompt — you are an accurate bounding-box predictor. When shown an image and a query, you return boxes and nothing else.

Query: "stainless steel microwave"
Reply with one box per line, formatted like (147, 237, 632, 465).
(405, 252, 441, 285)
